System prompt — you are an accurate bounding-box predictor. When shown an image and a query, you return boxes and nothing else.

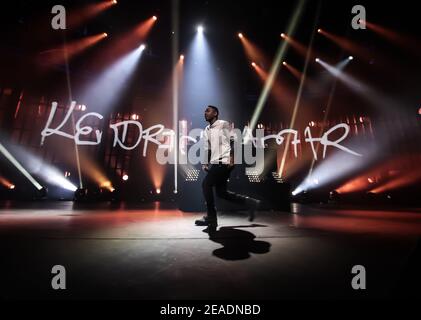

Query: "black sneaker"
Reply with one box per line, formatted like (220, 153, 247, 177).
(246, 198, 261, 222)
(195, 216, 217, 227)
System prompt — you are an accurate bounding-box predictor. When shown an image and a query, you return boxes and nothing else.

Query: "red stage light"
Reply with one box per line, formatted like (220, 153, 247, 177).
(281, 33, 286, 38)
(152, 16, 158, 21)
(238, 33, 243, 38)
(251, 62, 256, 67)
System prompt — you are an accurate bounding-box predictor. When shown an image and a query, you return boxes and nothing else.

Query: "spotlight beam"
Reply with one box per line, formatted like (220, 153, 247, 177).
(307, 64, 341, 178)
(238, 34, 270, 67)
(279, 5, 321, 178)
(68, 1, 116, 30)
(37, 33, 107, 67)
(303, 57, 358, 190)
(316, 58, 399, 111)
(249, 0, 306, 133)
(0, 142, 43, 190)
(365, 21, 421, 56)
(79, 45, 146, 112)
(62, 34, 84, 189)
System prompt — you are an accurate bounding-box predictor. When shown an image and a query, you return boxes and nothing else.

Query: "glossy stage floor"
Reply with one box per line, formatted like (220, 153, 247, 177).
(0, 201, 420, 300)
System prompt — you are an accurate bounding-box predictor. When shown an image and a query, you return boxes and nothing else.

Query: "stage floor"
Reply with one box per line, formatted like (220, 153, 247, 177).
(0, 201, 420, 300)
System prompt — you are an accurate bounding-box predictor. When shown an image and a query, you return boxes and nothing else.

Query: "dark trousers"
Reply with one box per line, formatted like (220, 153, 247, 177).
(202, 164, 247, 219)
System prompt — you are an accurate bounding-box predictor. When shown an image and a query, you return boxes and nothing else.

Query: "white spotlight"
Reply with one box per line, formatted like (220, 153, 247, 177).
(139, 44, 146, 51)
(197, 25, 204, 33)
(348, 56, 354, 60)
(292, 187, 303, 196)
(315, 58, 320, 63)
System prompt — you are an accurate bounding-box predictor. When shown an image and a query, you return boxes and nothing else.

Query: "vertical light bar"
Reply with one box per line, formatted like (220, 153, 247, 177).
(62, 34, 83, 189)
(172, 0, 180, 194)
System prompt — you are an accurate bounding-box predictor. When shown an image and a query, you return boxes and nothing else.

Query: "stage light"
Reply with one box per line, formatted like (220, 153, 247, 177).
(251, 62, 257, 67)
(173, 190, 178, 194)
(418, 107, 421, 115)
(122, 174, 129, 181)
(281, 33, 286, 38)
(100, 181, 114, 192)
(131, 114, 139, 120)
(74, 188, 87, 201)
(238, 33, 270, 68)
(315, 58, 320, 62)
(152, 16, 158, 21)
(0, 176, 15, 189)
(197, 25, 204, 33)
(348, 56, 354, 60)
(292, 187, 303, 196)
(317, 28, 322, 33)
(156, 188, 161, 194)
(183, 21, 230, 126)
(317, 58, 366, 91)
(282, 61, 287, 66)
(103, 32, 108, 37)
(112, 0, 117, 4)
(79, 45, 146, 112)
(180, 54, 184, 61)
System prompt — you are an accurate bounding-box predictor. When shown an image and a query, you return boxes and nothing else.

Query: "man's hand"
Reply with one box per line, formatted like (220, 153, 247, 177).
(202, 164, 209, 172)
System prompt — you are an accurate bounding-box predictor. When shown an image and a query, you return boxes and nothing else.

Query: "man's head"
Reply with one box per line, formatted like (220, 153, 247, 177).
(204, 105, 219, 122)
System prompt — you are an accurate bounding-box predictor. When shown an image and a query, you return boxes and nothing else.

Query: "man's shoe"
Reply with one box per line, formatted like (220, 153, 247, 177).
(195, 216, 218, 227)
(245, 197, 260, 222)
(203, 225, 217, 234)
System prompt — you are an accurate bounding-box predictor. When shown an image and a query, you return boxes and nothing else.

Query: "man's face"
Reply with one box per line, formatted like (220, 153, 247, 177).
(204, 107, 217, 121)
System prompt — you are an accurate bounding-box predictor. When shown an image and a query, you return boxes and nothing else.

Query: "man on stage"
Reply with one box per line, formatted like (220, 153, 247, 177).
(195, 105, 260, 228)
